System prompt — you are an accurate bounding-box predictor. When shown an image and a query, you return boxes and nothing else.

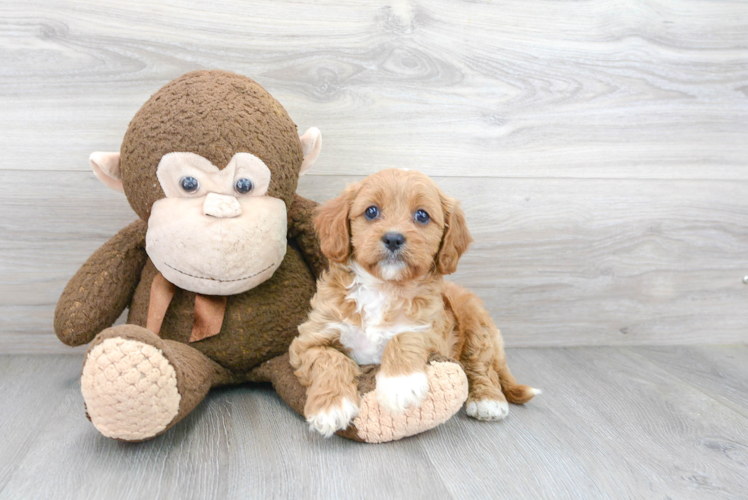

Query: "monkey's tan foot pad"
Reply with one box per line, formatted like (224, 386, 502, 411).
(345, 361, 468, 443)
(81, 336, 181, 441)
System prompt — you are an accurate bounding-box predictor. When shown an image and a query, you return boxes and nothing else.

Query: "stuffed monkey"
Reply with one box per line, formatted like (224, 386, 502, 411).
(54, 70, 468, 443)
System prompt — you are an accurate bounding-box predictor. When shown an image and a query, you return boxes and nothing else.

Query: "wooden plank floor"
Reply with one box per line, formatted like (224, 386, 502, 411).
(1, 346, 747, 499)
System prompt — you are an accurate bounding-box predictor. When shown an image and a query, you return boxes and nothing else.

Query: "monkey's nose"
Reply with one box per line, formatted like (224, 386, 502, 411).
(203, 193, 242, 218)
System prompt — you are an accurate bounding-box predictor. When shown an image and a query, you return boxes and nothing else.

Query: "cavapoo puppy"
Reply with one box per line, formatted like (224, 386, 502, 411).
(290, 169, 539, 436)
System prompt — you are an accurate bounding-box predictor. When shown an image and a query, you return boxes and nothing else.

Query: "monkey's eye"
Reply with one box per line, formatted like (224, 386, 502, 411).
(414, 209, 430, 224)
(180, 176, 199, 193)
(235, 178, 253, 194)
(364, 206, 380, 221)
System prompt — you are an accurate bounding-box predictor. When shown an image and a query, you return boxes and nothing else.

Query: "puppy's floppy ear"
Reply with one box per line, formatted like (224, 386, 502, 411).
(436, 195, 473, 275)
(315, 183, 359, 263)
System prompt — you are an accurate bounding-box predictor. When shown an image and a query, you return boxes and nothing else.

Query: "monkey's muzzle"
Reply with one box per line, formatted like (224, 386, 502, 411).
(146, 195, 287, 295)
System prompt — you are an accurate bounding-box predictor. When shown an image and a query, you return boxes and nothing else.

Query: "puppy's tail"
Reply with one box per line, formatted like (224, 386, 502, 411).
(496, 361, 541, 404)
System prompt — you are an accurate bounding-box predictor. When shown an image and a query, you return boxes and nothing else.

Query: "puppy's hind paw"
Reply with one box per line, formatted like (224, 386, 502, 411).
(306, 398, 359, 437)
(466, 399, 509, 421)
(375, 371, 430, 413)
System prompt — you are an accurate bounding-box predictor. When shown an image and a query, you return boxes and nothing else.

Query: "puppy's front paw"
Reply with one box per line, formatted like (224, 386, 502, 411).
(375, 371, 430, 413)
(306, 398, 359, 438)
(466, 399, 509, 421)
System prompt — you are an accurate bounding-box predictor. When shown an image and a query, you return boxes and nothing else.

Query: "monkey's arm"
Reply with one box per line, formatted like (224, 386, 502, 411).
(287, 193, 328, 280)
(54, 219, 149, 346)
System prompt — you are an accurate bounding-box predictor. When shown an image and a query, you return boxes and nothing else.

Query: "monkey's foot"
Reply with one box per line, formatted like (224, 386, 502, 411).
(82, 328, 181, 441)
(341, 358, 468, 443)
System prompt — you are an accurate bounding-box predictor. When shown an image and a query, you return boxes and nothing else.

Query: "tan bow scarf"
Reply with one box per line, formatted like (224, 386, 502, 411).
(146, 272, 227, 342)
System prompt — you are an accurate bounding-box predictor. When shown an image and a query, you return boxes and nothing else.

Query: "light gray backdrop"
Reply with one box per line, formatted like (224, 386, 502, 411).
(1, 0, 746, 352)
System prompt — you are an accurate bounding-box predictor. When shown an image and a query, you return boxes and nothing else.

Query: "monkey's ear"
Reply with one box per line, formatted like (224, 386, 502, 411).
(89, 152, 124, 193)
(299, 127, 322, 176)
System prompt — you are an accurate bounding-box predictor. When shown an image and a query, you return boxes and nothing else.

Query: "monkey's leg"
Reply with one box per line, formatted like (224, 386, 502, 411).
(81, 324, 237, 442)
(251, 353, 468, 443)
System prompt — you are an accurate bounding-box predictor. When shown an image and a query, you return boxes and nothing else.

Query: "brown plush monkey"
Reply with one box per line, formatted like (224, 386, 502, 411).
(54, 70, 468, 442)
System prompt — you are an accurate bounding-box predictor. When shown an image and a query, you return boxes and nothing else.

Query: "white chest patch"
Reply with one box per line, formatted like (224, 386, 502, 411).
(333, 263, 429, 365)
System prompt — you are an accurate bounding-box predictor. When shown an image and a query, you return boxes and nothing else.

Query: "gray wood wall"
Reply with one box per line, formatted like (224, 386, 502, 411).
(1, 0, 746, 353)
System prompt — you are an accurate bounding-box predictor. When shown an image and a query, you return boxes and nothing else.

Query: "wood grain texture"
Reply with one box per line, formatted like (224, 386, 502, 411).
(0, 0, 747, 179)
(2, 171, 745, 352)
(625, 345, 748, 418)
(1, 0, 747, 350)
(2, 348, 748, 499)
(0, 356, 81, 489)
(421, 346, 748, 499)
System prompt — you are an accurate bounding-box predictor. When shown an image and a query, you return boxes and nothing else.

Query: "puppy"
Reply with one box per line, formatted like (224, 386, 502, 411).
(290, 169, 539, 437)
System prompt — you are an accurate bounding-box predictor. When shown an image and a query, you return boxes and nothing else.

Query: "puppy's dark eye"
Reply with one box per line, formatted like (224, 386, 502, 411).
(364, 206, 380, 220)
(235, 178, 253, 194)
(180, 176, 199, 193)
(414, 209, 430, 224)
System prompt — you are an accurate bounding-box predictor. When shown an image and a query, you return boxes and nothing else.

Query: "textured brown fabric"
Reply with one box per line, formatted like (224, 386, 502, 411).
(126, 250, 315, 373)
(288, 193, 329, 280)
(249, 354, 307, 415)
(146, 272, 176, 335)
(120, 70, 304, 220)
(55, 220, 148, 346)
(355, 364, 381, 395)
(335, 424, 366, 442)
(189, 295, 227, 343)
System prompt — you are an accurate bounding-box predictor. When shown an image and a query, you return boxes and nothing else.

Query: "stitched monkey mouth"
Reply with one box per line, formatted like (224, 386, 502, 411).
(163, 262, 275, 283)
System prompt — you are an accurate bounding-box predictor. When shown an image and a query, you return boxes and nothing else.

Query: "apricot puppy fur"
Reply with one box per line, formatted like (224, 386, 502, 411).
(290, 169, 539, 437)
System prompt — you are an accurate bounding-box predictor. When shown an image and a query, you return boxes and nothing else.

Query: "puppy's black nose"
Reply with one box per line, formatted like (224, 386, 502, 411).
(382, 232, 406, 252)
